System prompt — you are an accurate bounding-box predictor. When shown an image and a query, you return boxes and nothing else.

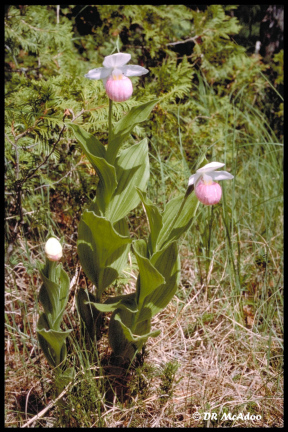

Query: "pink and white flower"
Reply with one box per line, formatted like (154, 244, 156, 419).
(188, 162, 234, 205)
(85, 52, 148, 102)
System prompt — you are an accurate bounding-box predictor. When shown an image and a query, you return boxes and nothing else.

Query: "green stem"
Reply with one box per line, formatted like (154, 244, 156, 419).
(108, 98, 113, 146)
(205, 205, 213, 280)
(43, 258, 57, 283)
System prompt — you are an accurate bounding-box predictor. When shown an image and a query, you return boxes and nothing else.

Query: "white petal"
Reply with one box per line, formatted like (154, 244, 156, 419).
(188, 173, 200, 186)
(196, 161, 225, 174)
(210, 171, 234, 181)
(188, 174, 195, 186)
(121, 65, 149, 77)
(85, 67, 112, 80)
(103, 53, 131, 68)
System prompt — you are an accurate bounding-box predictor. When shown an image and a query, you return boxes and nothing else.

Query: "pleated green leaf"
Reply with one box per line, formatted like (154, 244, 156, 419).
(106, 99, 159, 164)
(105, 217, 132, 280)
(136, 188, 163, 255)
(86, 205, 131, 276)
(68, 123, 106, 158)
(39, 265, 70, 330)
(37, 313, 72, 368)
(106, 139, 150, 223)
(115, 313, 160, 343)
(137, 241, 181, 323)
(109, 308, 160, 360)
(77, 210, 132, 296)
(76, 289, 101, 340)
(88, 292, 138, 314)
(156, 192, 199, 250)
(68, 123, 117, 212)
(132, 239, 165, 306)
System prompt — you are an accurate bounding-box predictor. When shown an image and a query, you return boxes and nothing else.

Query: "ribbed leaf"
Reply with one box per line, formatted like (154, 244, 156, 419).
(37, 313, 72, 367)
(133, 239, 165, 306)
(105, 217, 131, 276)
(106, 139, 150, 223)
(156, 192, 199, 250)
(87, 204, 131, 275)
(106, 99, 159, 164)
(109, 309, 160, 360)
(76, 289, 101, 340)
(88, 292, 138, 314)
(68, 123, 106, 158)
(137, 241, 181, 322)
(39, 265, 70, 330)
(77, 210, 132, 296)
(115, 313, 160, 343)
(136, 188, 163, 255)
(68, 123, 117, 212)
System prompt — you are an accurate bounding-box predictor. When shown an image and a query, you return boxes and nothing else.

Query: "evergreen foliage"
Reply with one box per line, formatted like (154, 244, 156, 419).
(5, 6, 283, 426)
(5, 5, 282, 245)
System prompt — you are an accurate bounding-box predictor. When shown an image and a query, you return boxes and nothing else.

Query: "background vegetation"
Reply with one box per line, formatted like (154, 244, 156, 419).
(5, 5, 283, 427)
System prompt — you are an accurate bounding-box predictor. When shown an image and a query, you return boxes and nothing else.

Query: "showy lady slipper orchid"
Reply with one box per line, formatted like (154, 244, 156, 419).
(85, 52, 149, 102)
(45, 238, 63, 262)
(188, 162, 234, 205)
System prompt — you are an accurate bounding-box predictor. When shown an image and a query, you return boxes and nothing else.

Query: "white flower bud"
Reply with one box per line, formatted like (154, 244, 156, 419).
(45, 238, 63, 261)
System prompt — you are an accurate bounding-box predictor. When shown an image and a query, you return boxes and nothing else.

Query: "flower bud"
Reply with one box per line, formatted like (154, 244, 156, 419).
(105, 75, 133, 102)
(195, 180, 222, 205)
(45, 237, 63, 261)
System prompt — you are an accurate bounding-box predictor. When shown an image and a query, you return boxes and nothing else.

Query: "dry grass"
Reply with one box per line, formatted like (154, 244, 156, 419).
(5, 239, 283, 428)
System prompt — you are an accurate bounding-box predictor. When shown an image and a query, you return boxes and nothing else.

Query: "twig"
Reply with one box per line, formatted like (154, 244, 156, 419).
(9, 66, 43, 74)
(33, 157, 85, 190)
(21, 123, 66, 184)
(5, 211, 35, 220)
(5, 44, 19, 68)
(67, 108, 85, 122)
(20, 19, 58, 33)
(6, 133, 23, 223)
(13, 119, 43, 143)
(56, 5, 60, 25)
(21, 380, 76, 428)
(70, 263, 81, 313)
(166, 35, 200, 46)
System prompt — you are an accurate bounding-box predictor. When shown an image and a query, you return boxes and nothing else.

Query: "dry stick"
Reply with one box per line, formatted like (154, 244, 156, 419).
(21, 122, 66, 184)
(21, 381, 76, 428)
(166, 35, 200, 46)
(166, 29, 212, 46)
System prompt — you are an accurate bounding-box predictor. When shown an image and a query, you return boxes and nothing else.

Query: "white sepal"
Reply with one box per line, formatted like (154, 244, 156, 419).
(121, 65, 149, 77)
(103, 52, 131, 68)
(210, 171, 234, 181)
(188, 173, 200, 186)
(85, 67, 112, 80)
(196, 162, 225, 174)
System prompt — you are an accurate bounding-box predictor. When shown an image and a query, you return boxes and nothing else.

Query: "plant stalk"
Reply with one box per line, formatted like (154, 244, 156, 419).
(108, 98, 113, 146)
(44, 258, 57, 284)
